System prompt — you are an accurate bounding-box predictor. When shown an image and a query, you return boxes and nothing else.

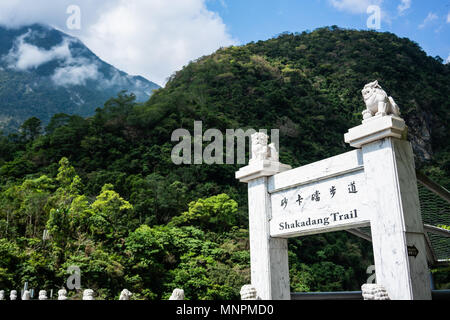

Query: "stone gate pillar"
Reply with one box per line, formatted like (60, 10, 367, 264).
(236, 133, 291, 300)
(345, 114, 432, 300)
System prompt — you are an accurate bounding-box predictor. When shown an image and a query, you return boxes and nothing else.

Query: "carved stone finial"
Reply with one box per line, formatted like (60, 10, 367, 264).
(22, 290, 31, 300)
(250, 132, 279, 163)
(38, 290, 48, 300)
(240, 285, 259, 300)
(119, 289, 132, 300)
(58, 289, 68, 300)
(361, 80, 400, 121)
(236, 132, 290, 183)
(10, 290, 17, 300)
(345, 81, 407, 148)
(361, 284, 390, 300)
(169, 288, 185, 300)
(0, 290, 5, 300)
(82, 289, 94, 300)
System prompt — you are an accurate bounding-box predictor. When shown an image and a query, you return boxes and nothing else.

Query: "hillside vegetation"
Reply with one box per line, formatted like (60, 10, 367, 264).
(0, 27, 448, 299)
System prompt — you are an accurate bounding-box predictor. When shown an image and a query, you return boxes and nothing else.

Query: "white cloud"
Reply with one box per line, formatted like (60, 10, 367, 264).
(82, 0, 237, 86)
(0, 0, 237, 86)
(446, 54, 450, 64)
(2, 29, 100, 86)
(419, 12, 438, 29)
(329, 0, 383, 14)
(329, 0, 391, 26)
(447, 12, 450, 23)
(3, 31, 71, 70)
(52, 63, 100, 86)
(397, 0, 411, 15)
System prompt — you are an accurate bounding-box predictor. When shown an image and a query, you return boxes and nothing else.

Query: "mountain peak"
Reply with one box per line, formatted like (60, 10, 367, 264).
(0, 24, 160, 131)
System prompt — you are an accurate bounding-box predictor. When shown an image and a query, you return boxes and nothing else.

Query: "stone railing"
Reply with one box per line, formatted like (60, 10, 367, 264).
(0, 288, 186, 301)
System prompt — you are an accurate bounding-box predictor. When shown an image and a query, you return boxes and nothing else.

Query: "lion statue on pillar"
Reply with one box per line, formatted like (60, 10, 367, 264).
(250, 132, 279, 163)
(361, 80, 400, 120)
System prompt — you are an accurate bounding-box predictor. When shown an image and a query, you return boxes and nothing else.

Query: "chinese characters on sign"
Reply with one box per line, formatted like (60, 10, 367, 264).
(270, 170, 370, 238)
(280, 181, 358, 210)
(281, 197, 288, 209)
(296, 194, 303, 206)
(348, 181, 358, 194)
(311, 190, 320, 202)
(330, 186, 336, 198)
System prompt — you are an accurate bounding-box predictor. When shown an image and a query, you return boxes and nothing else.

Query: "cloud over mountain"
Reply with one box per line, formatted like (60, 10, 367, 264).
(0, 0, 237, 86)
(0, 24, 160, 131)
(2, 30, 101, 86)
(51, 62, 100, 87)
(3, 31, 71, 71)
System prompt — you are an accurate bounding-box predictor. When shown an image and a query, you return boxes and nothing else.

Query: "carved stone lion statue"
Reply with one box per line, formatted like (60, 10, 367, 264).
(82, 289, 94, 300)
(361, 80, 400, 120)
(10, 290, 17, 300)
(169, 288, 185, 300)
(58, 289, 68, 300)
(119, 289, 133, 300)
(250, 132, 279, 163)
(361, 284, 390, 300)
(0, 290, 5, 300)
(240, 285, 259, 300)
(38, 290, 48, 300)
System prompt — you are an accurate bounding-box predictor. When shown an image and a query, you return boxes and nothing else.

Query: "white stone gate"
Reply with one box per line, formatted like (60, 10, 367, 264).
(236, 82, 432, 300)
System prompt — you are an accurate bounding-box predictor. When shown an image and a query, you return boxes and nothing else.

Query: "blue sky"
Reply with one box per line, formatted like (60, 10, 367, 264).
(206, 0, 450, 62)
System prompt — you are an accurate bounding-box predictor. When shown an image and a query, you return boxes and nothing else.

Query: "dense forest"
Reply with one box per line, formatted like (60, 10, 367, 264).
(0, 27, 449, 299)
